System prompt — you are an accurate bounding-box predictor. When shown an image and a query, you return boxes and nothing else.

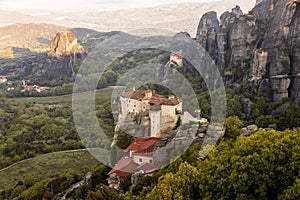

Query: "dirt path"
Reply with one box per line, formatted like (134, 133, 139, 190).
(58, 172, 92, 200)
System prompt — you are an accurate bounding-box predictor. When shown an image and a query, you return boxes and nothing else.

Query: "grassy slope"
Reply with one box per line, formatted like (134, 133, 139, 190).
(0, 150, 100, 189)
(0, 88, 114, 189)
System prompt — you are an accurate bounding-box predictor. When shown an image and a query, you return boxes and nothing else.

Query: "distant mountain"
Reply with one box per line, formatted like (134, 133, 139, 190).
(0, 23, 63, 58)
(0, 23, 132, 58)
(0, 10, 39, 27)
(0, 26, 134, 82)
(0, 0, 255, 37)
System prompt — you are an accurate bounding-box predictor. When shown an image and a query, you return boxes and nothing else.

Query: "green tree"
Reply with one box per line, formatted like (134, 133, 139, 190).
(278, 179, 300, 200)
(86, 184, 120, 200)
(103, 70, 118, 85)
(146, 162, 200, 200)
(24, 174, 36, 188)
(224, 116, 244, 139)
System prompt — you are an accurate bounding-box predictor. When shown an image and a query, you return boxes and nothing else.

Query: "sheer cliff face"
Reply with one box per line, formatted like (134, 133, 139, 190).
(196, 0, 300, 102)
(196, 11, 219, 60)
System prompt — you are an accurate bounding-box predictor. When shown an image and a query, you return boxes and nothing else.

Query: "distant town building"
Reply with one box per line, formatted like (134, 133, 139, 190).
(21, 80, 30, 86)
(7, 87, 15, 92)
(21, 85, 49, 93)
(0, 77, 8, 84)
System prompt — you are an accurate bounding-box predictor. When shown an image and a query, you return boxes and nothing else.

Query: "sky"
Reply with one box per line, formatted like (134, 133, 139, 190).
(0, 0, 219, 11)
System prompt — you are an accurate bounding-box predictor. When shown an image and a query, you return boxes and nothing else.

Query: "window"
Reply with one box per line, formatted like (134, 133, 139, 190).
(150, 159, 153, 164)
(139, 158, 142, 162)
(134, 105, 136, 107)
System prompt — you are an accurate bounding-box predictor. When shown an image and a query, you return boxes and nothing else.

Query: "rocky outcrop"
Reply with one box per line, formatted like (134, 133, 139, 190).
(232, 5, 244, 17)
(196, 11, 219, 59)
(240, 124, 258, 136)
(271, 102, 292, 114)
(230, 14, 258, 71)
(216, 11, 236, 72)
(215, 5, 259, 76)
(259, 0, 293, 101)
(250, 49, 268, 80)
(112, 112, 151, 149)
(196, 0, 300, 102)
(252, 0, 274, 21)
(48, 30, 85, 57)
(240, 97, 252, 117)
(288, 2, 300, 99)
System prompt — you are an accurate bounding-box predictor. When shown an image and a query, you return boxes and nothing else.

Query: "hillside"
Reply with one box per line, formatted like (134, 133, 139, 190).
(0, 0, 255, 37)
(0, 23, 63, 58)
(0, 150, 99, 189)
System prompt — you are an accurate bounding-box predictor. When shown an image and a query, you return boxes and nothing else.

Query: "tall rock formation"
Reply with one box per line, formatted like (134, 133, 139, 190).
(196, 11, 219, 60)
(196, 0, 300, 102)
(48, 30, 85, 57)
(287, 1, 300, 99)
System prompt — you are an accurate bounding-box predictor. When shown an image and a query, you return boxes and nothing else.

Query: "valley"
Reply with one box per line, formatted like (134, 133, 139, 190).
(1, 0, 300, 199)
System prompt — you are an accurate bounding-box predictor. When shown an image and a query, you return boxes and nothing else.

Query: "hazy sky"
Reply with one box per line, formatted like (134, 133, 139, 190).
(0, 0, 219, 11)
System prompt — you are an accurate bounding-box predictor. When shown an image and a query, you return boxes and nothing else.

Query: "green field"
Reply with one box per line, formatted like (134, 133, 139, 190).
(0, 150, 101, 189)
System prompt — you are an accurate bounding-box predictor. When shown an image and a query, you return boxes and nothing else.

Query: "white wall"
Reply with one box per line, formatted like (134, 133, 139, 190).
(119, 97, 146, 121)
(161, 105, 176, 117)
(149, 111, 161, 137)
(133, 154, 154, 165)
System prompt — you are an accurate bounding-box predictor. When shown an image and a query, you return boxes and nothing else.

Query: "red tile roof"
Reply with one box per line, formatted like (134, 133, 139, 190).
(149, 97, 181, 106)
(108, 157, 160, 178)
(121, 90, 181, 106)
(108, 157, 139, 178)
(121, 90, 148, 100)
(170, 52, 183, 59)
(135, 163, 159, 174)
(124, 137, 161, 154)
(24, 86, 33, 91)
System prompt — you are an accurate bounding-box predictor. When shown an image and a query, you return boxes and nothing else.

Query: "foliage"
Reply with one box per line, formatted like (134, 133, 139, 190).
(278, 178, 300, 200)
(146, 162, 200, 200)
(136, 128, 300, 199)
(224, 116, 244, 139)
(0, 89, 114, 170)
(86, 184, 120, 200)
(89, 165, 110, 189)
(0, 150, 99, 189)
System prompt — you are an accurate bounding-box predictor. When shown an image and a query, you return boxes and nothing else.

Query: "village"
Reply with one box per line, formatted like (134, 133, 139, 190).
(0, 77, 49, 93)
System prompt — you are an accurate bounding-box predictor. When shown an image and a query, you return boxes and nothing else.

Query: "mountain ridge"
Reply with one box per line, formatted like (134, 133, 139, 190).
(0, 0, 255, 37)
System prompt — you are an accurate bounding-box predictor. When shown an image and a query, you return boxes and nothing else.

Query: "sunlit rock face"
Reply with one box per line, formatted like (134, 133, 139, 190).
(48, 30, 85, 57)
